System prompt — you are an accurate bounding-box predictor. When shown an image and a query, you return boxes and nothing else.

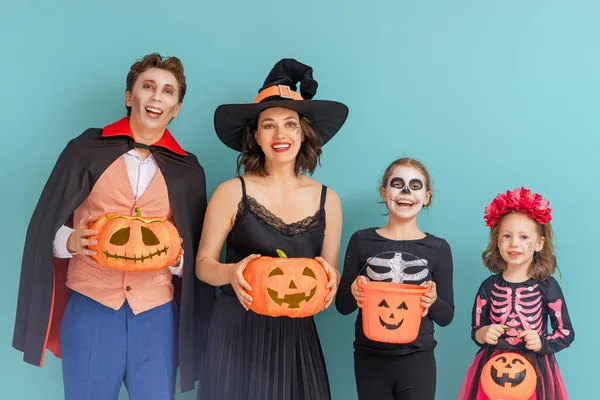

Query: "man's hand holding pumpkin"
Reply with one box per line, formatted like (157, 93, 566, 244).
(67, 214, 100, 256)
(168, 238, 184, 276)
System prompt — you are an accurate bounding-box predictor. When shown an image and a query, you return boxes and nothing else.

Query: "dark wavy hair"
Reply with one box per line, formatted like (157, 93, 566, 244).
(236, 111, 322, 176)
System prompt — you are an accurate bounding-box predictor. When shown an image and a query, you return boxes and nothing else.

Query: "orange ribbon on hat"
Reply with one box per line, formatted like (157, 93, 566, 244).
(253, 85, 304, 103)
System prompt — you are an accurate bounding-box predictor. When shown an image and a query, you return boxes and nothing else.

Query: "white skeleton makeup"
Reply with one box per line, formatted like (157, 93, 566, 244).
(383, 166, 430, 219)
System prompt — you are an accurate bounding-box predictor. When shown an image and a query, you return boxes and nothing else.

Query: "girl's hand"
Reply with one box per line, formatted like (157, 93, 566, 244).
(519, 329, 542, 352)
(315, 256, 339, 310)
(421, 281, 437, 317)
(351, 276, 367, 307)
(476, 324, 509, 345)
(228, 254, 261, 311)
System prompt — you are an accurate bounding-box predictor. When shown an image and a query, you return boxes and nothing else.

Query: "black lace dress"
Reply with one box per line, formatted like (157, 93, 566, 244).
(197, 176, 331, 400)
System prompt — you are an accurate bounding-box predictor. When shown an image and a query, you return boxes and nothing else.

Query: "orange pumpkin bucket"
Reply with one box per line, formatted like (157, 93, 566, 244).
(243, 249, 329, 318)
(357, 250, 431, 344)
(359, 280, 429, 344)
(480, 352, 537, 400)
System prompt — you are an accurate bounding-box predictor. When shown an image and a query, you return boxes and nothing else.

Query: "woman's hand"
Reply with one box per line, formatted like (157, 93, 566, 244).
(315, 256, 339, 310)
(228, 254, 261, 311)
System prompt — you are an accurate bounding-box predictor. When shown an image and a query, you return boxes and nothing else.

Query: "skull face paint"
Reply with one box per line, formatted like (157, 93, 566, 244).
(382, 166, 430, 219)
(390, 177, 424, 194)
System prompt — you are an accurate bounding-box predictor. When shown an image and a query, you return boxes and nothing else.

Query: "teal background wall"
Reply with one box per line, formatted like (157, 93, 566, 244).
(2, 1, 597, 398)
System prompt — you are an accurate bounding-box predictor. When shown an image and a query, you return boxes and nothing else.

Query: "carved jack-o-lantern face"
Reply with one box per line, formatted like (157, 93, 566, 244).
(360, 281, 428, 344)
(481, 352, 537, 400)
(377, 298, 409, 330)
(244, 250, 328, 318)
(266, 264, 319, 309)
(88, 208, 181, 272)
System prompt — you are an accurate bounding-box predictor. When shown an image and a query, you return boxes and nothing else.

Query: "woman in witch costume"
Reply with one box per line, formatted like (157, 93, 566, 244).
(195, 59, 348, 400)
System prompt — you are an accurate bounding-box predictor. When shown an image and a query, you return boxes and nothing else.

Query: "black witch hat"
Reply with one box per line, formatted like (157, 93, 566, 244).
(214, 59, 349, 151)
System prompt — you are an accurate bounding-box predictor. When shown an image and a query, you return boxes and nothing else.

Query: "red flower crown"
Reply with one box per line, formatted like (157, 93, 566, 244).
(484, 187, 552, 228)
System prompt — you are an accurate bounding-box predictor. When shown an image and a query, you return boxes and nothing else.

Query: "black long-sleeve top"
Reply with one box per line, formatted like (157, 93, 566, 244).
(470, 274, 575, 354)
(335, 228, 455, 355)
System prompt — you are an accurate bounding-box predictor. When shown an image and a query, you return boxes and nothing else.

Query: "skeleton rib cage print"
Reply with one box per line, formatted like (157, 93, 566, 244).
(476, 283, 571, 348)
(363, 251, 431, 285)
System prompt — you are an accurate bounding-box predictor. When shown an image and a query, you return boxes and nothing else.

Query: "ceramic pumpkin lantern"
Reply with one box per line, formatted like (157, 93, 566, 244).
(88, 207, 181, 272)
(359, 280, 429, 344)
(243, 249, 328, 318)
(480, 352, 537, 400)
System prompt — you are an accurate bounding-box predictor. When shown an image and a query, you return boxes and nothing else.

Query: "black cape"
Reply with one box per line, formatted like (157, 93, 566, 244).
(12, 127, 215, 392)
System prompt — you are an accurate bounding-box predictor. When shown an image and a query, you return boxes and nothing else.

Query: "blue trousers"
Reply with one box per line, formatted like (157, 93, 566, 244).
(60, 291, 178, 400)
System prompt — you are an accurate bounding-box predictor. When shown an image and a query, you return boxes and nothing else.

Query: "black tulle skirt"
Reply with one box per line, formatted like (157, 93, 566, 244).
(197, 292, 331, 400)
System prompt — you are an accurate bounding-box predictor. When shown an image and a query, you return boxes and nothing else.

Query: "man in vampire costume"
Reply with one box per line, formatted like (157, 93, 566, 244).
(12, 53, 215, 399)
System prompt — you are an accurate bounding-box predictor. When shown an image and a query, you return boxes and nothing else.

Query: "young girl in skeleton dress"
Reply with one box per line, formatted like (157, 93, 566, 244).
(335, 158, 455, 400)
(458, 187, 574, 400)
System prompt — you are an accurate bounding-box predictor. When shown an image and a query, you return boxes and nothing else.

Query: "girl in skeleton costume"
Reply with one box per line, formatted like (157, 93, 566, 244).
(459, 187, 574, 400)
(336, 158, 455, 400)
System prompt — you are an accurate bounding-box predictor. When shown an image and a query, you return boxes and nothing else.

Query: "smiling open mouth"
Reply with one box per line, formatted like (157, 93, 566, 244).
(394, 199, 416, 208)
(267, 287, 317, 309)
(102, 246, 169, 263)
(145, 107, 163, 115)
(271, 143, 291, 152)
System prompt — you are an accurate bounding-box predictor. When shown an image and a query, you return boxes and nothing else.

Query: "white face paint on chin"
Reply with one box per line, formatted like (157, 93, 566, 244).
(384, 166, 429, 219)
